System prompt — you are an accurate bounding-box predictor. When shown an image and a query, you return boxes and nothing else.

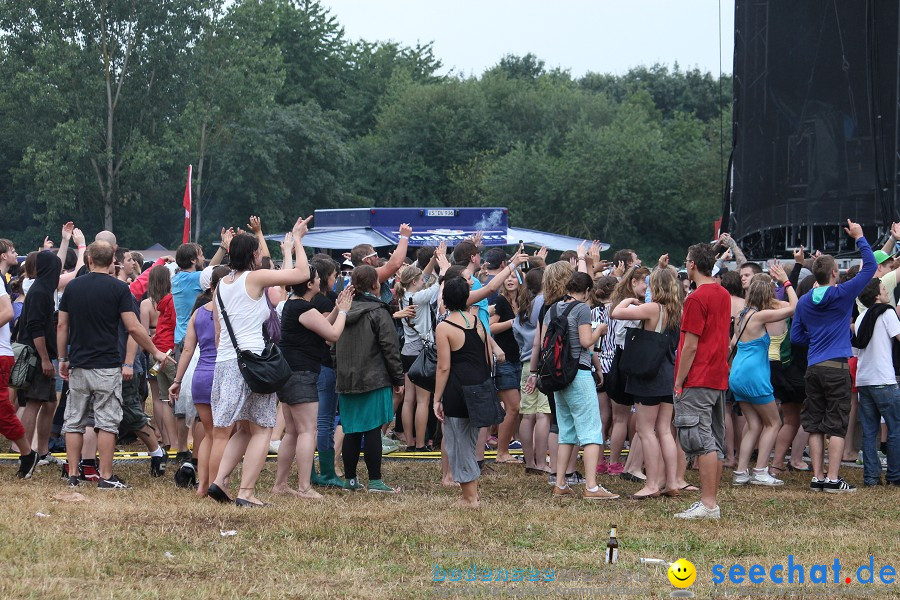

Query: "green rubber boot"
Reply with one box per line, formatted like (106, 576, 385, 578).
(309, 454, 324, 486)
(316, 450, 345, 488)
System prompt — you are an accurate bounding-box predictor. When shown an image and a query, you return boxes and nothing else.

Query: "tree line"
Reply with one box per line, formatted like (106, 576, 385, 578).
(0, 0, 732, 261)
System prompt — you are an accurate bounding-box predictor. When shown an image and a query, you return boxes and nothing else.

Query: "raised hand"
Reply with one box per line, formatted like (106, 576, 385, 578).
(576, 240, 587, 260)
(658, 253, 670, 269)
(247, 216, 262, 234)
(612, 260, 626, 278)
(281, 232, 294, 252)
(399, 223, 412, 238)
(509, 252, 530, 268)
(221, 227, 235, 250)
(42, 236, 53, 249)
(435, 241, 451, 271)
(535, 246, 548, 259)
(336, 287, 354, 311)
(588, 240, 601, 260)
(892, 222, 900, 241)
(292, 215, 313, 239)
(768, 260, 787, 284)
(469, 230, 483, 246)
(61, 221, 74, 240)
(72, 228, 85, 247)
(793, 245, 805, 264)
(843, 219, 863, 240)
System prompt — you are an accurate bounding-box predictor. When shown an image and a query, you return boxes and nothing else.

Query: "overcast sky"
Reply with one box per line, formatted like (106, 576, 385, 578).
(322, 0, 734, 78)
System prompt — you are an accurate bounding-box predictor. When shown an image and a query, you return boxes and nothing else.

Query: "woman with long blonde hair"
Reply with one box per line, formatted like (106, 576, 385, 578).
(605, 265, 650, 477)
(729, 264, 797, 487)
(611, 267, 683, 498)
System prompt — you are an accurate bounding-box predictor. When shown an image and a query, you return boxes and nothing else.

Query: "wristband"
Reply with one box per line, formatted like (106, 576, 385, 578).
(399, 235, 410, 240)
(58, 358, 69, 362)
(77, 245, 86, 250)
(782, 281, 792, 288)
(173, 379, 182, 385)
(122, 363, 133, 368)
(339, 310, 349, 315)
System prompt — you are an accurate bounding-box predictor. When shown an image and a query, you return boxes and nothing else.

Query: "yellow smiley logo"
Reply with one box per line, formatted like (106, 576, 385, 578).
(667, 559, 697, 588)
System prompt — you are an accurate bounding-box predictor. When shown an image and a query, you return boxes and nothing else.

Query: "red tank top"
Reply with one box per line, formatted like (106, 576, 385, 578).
(153, 294, 176, 352)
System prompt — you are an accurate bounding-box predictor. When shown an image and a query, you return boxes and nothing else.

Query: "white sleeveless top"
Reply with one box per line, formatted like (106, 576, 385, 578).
(215, 271, 270, 362)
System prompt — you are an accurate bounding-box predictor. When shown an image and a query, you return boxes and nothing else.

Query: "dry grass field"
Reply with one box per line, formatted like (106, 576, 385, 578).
(0, 453, 897, 600)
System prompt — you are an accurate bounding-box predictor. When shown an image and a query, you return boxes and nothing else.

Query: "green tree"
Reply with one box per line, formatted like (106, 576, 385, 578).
(177, 0, 285, 240)
(0, 0, 208, 237)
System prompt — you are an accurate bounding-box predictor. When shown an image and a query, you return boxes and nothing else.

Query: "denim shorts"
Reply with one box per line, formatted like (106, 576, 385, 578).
(278, 371, 320, 405)
(494, 360, 521, 391)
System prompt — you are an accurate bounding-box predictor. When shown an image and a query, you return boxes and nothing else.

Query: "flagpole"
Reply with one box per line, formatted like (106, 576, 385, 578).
(182, 165, 192, 245)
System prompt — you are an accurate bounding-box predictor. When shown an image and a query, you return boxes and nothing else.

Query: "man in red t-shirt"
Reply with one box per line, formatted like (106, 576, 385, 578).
(672, 242, 731, 519)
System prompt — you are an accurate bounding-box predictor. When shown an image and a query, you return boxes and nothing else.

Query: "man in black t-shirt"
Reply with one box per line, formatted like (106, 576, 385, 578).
(57, 241, 170, 489)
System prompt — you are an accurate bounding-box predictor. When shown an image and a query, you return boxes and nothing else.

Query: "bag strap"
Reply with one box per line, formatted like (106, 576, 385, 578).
(560, 300, 579, 320)
(729, 307, 756, 361)
(216, 285, 242, 354)
(475, 317, 492, 371)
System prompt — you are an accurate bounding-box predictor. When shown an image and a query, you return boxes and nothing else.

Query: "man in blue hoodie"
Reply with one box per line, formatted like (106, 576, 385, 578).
(791, 220, 876, 493)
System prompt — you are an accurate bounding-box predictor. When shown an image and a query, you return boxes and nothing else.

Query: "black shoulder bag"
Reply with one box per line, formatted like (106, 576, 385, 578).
(462, 319, 506, 428)
(621, 305, 669, 379)
(216, 286, 292, 394)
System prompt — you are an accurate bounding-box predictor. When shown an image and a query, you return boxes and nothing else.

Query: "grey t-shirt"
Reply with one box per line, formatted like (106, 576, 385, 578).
(513, 294, 545, 362)
(542, 299, 592, 369)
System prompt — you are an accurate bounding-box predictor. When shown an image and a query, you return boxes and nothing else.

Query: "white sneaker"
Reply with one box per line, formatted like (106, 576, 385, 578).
(268, 440, 281, 454)
(37, 453, 61, 466)
(674, 501, 721, 520)
(732, 469, 751, 486)
(750, 467, 784, 486)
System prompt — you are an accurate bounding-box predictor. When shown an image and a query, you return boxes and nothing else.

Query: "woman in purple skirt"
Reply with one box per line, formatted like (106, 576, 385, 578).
(169, 265, 230, 496)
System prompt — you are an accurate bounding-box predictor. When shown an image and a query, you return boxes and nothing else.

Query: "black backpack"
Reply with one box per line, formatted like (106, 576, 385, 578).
(537, 301, 580, 393)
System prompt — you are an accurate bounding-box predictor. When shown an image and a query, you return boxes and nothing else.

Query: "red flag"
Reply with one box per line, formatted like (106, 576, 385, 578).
(182, 165, 192, 244)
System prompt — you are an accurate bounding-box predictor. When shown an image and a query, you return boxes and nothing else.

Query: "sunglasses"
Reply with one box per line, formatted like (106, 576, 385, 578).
(364, 252, 378, 260)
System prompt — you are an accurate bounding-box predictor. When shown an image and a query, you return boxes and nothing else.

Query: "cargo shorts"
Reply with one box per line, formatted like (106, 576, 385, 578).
(63, 368, 123, 435)
(802, 363, 852, 437)
(119, 371, 150, 435)
(673, 387, 726, 461)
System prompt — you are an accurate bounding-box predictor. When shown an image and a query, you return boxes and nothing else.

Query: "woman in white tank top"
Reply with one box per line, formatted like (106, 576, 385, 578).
(206, 216, 313, 508)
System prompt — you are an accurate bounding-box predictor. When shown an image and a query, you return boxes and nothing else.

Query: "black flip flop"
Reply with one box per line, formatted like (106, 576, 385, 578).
(207, 483, 233, 504)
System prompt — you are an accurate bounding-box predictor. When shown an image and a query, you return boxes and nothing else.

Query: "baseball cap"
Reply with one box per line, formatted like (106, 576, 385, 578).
(874, 250, 891, 265)
(484, 248, 507, 269)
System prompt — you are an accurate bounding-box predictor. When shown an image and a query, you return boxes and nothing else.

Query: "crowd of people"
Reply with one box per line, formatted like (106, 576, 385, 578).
(0, 215, 897, 517)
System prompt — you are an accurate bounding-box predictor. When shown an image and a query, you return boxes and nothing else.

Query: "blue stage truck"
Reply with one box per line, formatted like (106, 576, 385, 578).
(266, 206, 609, 251)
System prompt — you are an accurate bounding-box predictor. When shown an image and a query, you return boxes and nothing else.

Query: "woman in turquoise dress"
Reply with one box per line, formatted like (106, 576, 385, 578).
(728, 262, 797, 487)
